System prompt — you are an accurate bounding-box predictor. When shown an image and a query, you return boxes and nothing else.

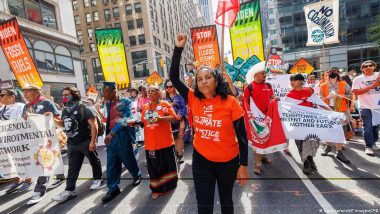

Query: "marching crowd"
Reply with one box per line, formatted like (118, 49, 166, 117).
(1, 34, 379, 213)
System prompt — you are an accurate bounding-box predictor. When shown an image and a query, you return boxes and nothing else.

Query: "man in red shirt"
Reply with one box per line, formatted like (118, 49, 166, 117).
(244, 61, 274, 175)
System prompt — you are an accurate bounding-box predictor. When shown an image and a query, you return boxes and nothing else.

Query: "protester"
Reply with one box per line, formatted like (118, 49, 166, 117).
(51, 87, 102, 202)
(286, 74, 318, 174)
(128, 87, 144, 147)
(244, 61, 276, 175)
(101, 82, 141, 203)
(352, 60, 380, 155)
(170, 34, 248, 214)
(140, 84, 178, 199)
(137, 85, 150, 112)
(22, 84, 66, 205)
(0, 89, 32, 193)
(319, 68, 351, 163)
(164, 80, 187, 163)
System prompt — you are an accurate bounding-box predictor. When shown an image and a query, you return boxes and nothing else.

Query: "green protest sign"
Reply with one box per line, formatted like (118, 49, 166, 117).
(239, 55, 261, 78)
(233, 57, 245, 68)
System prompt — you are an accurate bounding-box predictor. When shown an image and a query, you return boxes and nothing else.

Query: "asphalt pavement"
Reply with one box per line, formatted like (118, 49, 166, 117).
(1, 136, 379, 214)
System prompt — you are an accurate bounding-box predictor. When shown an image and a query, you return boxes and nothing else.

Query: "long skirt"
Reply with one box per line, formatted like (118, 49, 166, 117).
(146, 145, 178, 195)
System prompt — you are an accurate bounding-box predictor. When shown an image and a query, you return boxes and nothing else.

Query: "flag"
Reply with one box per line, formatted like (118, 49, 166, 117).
(243, 98, 287, 154)
(215, 0, 240, 28)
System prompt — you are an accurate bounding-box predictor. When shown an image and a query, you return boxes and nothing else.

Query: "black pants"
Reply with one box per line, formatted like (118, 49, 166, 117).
(66, 140, 102, 191)
(192, 149, 239, 214)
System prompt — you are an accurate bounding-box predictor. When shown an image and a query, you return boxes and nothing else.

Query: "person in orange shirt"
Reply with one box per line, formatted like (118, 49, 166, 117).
(170, 34, 249, 214)
(141, 84, 178, 199)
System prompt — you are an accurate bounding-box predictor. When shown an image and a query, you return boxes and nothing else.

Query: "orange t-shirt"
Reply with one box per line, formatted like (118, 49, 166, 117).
(188, 90, 245, 162)
(141, 100, 176, 151)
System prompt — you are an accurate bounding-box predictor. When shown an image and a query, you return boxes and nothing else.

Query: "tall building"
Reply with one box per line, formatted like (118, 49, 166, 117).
(0, 0, 85, 100)
(198, 0, 213, 25)
(73, 0, 204, 88)
(263, 0, 380, 71)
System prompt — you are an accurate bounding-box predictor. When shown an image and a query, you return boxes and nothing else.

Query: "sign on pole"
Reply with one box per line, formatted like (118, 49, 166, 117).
(0, 18, 43, 88)
(289, 58, 315, 74)
(145, 71, 163, 86)
(304, 0, 340, 46)
(230, 0, 265, 61)
(190, 25, 221, 68)
(0, 80, 14, 90)
(95, 28, 130, 89)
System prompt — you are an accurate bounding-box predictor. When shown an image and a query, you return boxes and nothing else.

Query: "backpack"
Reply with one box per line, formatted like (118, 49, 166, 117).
(79, 104, 105, 137)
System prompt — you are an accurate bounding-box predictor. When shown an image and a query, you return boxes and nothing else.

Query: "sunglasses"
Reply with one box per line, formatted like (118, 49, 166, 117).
(165, 85, 173, 89)
(362, 64, 374, 68)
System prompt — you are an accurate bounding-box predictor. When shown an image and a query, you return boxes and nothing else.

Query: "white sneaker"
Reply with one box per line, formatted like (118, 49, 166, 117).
(90, 179, 103, 190)
(52, 190, 77, 202)
(27, 192, 44, 205)
(365, 148, 374, 155)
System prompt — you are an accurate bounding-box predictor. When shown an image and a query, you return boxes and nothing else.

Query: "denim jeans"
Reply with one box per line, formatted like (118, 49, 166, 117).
(360, 109, 379, 148)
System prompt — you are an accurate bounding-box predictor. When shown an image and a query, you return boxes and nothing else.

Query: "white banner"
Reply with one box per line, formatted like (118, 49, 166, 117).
(278, 101, 346, 143)
(304, 0, 340, 46)
(266, 74, 292, 101)
(0, 115, 64, 178)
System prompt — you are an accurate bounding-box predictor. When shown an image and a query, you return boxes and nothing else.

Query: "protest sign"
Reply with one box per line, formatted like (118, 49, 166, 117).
(239, 55, 261, 78)
(0, 80, 14, 90)
(278, 101, 346, 143)
(290, 58, 315, 74)
(190, 25, 220, 68)
(0, 115, 64, 179)
(145, 71, 163, 86)
(266, 74, 292, 101)
(233, 57, 245, 68)
(0, 18, 43, 88)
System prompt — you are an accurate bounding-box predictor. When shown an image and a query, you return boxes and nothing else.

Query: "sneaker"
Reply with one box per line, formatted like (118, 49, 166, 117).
(48, 178, 65, 189)
(336, 151, 351, 164)
(176, 154, 184, 164)
(16, 181, 33, 193)
(132, 175, 141, 187)
(302, 160, 313, 175)
(365, 148, 374, 155)
(101, 189, 120, 203)
(5, 182, 23, 194)
(90, 179, 103, 190)
(52, 190, 77, 202)
(308, 156, 317, 171)
(321, 145, 332, 156)
(372, 144, 379, 150)
(27, 192, 44, 205)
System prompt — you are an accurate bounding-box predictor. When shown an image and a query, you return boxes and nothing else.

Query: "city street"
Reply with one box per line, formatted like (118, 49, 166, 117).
(1, 136, 379, 214)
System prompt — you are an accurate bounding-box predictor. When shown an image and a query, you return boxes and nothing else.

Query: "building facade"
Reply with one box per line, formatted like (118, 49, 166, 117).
(264, 0, 380, 71)
(73, 0, 203, 88)
(198, 0, 213, 25)
(0, 0, 85, 100)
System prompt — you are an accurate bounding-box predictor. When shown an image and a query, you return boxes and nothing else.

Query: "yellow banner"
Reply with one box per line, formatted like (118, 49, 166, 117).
(230, 1, 264, 61)
(95, 28, 130, 89)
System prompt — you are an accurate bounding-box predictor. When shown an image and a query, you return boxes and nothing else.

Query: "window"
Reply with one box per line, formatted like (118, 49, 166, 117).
(113, 7, 120, 18)
(129, 36, 137, 46)
(86, 13, 92, 23)
(74, 15, 81, 25)
(279, 16, 292, 25)
(91, 0, 96, 6)
(127, 20, 135, 29)
(88, 29, 94, 39)
(55, 46, 74, 74)
(34, 41, 56, 71)
(104, 9, 111, 19)
(72, 0, 78, 10)
(138, 34, 145, 44)
(157, 39, 161, 48)
(153, 36, 157, 45)
(82, 60, 88, 85)
(135, 2, 142, 13)
(8, 0, 26, 19)
(132, 50, 149, 78)
(115, 23, 121, 27)
(92, 58, 104, 83)
(269, 19, 275, 25)
(84, 0, 90, 7)
(136, 18, 143, 28)
(77, 31, 83, 41)
(93, 12, 99, 21)
(126, 4, 133, 15)
(156, 52, 163, 76)
(90, 43, 96, 52)
(102, 0, 109, 4)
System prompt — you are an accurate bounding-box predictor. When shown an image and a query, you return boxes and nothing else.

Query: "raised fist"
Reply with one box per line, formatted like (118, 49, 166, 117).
(176, 34, 187, 48)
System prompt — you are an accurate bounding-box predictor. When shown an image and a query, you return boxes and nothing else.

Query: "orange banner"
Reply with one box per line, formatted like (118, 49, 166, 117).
(190, 25, 220, 69)
(0, 18, 43, 88)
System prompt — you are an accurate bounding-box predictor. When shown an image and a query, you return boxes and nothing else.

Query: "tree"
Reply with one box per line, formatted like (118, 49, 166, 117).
(369, 15, 380, 46)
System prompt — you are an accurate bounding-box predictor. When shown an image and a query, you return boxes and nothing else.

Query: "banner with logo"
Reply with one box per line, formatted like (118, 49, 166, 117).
(304, 0, 340, 46)
(278, 101, 346, 143)
(230, 0, 264, 61)
(0, 115, 64, 179)
(95, 28, 130, 89)
(191, 25, 220, 68)
(266, 74, 292, 101)
(0, 17, 43, 88)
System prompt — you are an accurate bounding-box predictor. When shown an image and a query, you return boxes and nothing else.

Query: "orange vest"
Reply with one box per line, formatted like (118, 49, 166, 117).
(320, 81, 347, 112)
